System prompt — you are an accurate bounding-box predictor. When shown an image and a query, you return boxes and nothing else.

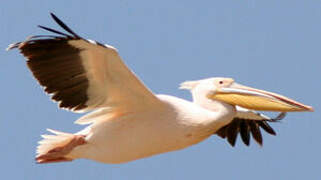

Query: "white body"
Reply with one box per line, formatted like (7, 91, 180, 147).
(69, 95, 235, 163)
(10, 15, 312, 164)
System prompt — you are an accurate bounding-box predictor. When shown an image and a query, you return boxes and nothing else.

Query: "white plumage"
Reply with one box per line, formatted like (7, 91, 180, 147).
(8, 13, 313, 164)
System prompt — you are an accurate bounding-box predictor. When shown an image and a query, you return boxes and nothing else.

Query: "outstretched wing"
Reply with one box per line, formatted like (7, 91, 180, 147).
(215, 106, 286, 146)
(8, 13, 160, 113)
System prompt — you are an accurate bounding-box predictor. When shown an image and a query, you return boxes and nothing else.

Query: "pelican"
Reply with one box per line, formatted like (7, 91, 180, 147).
(7, 13, 313, 164)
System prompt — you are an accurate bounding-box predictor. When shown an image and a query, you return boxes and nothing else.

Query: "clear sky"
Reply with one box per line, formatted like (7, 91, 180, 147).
(1, 1, 320, 179)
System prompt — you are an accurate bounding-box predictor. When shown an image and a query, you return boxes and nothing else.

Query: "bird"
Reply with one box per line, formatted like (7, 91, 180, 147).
(7, 13, 313, 164)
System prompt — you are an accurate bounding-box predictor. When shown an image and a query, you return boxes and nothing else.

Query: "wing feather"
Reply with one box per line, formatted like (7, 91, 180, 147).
(239, 120, 250, 146)
(257, 121, 276, 135)
(8, 13, 160, 113)
(248, 121, 263, 145)
(226, 119, 240, 146)
(215, 108, 286, 146)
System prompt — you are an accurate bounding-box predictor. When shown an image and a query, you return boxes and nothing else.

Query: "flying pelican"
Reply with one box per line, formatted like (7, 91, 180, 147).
(7, 13, 313, 164)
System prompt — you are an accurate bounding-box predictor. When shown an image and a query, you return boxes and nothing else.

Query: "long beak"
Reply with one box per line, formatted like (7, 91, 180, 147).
(209, 83, 313, 112)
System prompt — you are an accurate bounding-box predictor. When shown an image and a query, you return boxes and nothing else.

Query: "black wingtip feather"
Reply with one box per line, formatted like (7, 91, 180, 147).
(258, 121, 276, 136)
(38, 25, 72, 38)
(50, 13, 81, 38)
(226, 120, 240, 147)
(215, 115, 283, 147)
(239, 120, 250, 146)
(216, 126, 227, 138)
(248, 121, 263, 146)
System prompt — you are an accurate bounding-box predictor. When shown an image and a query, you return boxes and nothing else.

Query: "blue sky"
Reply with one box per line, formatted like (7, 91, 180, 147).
(1, 1, 320, 179)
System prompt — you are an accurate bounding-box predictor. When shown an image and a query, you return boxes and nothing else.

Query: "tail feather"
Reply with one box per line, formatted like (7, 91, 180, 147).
(36, 129, 74, 159)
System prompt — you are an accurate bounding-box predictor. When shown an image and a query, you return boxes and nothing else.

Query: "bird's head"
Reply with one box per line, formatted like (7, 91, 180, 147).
(180, 77, 313, 112)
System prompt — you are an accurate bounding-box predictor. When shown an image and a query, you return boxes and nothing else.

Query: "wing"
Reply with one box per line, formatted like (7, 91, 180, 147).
(7, 13, 160, 113)
(215, 106, 286, 146)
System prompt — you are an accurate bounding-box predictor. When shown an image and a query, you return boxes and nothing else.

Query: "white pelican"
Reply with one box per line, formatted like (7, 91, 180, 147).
(7, 13, 313, 164)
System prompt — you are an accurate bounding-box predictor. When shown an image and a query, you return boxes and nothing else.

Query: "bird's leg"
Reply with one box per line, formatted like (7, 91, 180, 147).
(36, 134, 86, 164)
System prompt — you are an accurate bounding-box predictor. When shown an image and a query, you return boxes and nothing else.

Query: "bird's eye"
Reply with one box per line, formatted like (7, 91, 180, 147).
(219, 81, 223, 84)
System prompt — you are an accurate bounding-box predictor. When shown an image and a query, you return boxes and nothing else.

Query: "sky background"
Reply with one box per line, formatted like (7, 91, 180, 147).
(1, 1, 320, 179)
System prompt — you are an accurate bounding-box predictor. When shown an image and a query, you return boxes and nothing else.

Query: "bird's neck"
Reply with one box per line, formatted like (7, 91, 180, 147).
(187, 92, 237, 135)
(191, 91, 236, 121)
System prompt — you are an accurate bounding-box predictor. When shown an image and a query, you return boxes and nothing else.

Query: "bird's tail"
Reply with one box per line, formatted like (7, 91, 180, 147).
(36, 129, 86, 164)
